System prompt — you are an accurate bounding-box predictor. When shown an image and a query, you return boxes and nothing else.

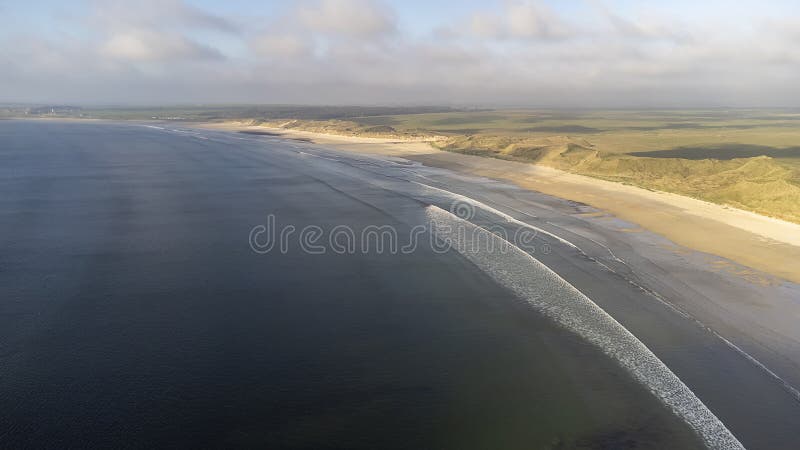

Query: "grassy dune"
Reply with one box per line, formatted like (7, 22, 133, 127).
(249, 118, 441, 140)
(435, 135, 800, 223)
(342, 110, 800, 224)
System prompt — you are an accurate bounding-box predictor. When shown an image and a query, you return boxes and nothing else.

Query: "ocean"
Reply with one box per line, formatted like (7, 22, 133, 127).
(0, 120, 790, 448)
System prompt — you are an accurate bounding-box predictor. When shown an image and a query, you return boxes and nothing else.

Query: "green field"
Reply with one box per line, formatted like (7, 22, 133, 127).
(347, 109, 800, 155)
(7, 105, 800, 223)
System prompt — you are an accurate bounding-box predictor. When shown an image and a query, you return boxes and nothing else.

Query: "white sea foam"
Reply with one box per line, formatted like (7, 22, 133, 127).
(412, 181, 580, 250)
(425, 205, 744, 450)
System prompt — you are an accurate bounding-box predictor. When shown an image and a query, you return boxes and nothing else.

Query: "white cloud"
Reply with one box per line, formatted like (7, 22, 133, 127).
(296, 0, 396, 38)
(603, 11, 693, 43)
(464, 1, 570, 40)
(101, 31, 224, 62)
(506, 1, 569, 39)
(90, 0, 237, 33)
(3, 0, 800, 106)
(85, 0, 232, 64)
(251, 34, 313, 58)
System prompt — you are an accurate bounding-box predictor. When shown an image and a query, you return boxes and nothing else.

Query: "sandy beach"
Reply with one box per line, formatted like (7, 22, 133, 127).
(200, 121, 800, 284)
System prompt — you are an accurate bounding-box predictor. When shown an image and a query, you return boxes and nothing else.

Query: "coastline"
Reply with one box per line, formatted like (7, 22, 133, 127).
(199, 121, 800, 284)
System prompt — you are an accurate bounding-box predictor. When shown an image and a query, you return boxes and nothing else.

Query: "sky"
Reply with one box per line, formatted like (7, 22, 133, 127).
(2, 0, 800, 107)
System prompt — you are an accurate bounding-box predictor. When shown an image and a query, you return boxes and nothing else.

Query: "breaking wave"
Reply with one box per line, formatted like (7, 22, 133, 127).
(425, 205, 744, 450)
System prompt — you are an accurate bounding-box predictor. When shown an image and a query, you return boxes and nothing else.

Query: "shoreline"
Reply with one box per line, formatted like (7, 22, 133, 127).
(199, 121, 800, 284)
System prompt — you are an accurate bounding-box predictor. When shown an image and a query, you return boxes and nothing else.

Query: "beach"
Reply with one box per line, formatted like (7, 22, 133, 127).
(201, 122, 800, 283)
(197, 122, 800, 445)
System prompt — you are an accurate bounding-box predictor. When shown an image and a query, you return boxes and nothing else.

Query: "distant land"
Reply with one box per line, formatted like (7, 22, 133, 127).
(5, 104, 800, 224)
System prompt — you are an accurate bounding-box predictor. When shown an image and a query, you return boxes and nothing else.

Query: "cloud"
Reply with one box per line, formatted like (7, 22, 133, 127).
(251, 34, 313, 58)
(3, 0, 800, 107)
(464, 1, 570, 40)
(101, 31, 225, 62)
(761, 18, 800, 43)
(87, 0, 232, 63)
(603, 10, 693, 43)
(90, 0, 238, 33)
(296, 0, 396, 38)
(505, 1, 570, 39)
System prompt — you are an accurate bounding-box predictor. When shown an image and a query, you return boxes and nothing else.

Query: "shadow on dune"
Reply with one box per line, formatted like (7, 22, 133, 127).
(430, 115, 505, 125)
(630, 144, 800, 160)
(628, 122, 800, 131)
(525, 125, 603, 133)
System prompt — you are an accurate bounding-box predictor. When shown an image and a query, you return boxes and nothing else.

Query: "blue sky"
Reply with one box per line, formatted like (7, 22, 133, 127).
(3, 1, 800, 106)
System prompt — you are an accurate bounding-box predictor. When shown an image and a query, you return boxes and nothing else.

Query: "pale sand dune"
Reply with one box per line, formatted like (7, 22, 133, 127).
(200, 122, 800, 283)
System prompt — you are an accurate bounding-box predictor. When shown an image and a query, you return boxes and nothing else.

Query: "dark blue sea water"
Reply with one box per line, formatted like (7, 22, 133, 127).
(0, 120, 714, 448)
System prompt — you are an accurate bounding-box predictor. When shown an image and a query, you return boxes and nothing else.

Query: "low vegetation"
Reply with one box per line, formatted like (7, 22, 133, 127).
(434, 134, 800, 223)
(244, 118, 441, 140)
